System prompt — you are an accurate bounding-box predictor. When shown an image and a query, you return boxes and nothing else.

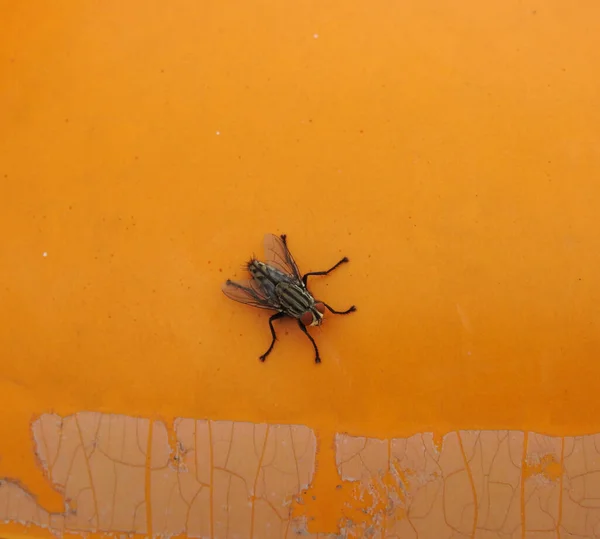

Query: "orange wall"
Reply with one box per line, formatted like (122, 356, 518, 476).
(1, 0, 600, 536)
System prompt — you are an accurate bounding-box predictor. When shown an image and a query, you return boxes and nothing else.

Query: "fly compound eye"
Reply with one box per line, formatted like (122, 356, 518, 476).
(315, 302, 326, 315)
(300, 311, 314, 326)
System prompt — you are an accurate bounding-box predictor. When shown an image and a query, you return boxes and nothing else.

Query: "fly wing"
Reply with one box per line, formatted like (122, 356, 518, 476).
(222, 278, 281, 310)
(263, 233, 302, 282)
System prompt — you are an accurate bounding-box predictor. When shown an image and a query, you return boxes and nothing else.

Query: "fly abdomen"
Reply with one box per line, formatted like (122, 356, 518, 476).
(275, 282, 314, 318)
(247, 260, 290, 298)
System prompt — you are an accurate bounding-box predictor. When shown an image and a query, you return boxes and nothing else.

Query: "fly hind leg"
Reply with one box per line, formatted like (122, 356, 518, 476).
(260, 312, 285, 361)
(302, 257, 349, 286)
(297, 320, 321, 364)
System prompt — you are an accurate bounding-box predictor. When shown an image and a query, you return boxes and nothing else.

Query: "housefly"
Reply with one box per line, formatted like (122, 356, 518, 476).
(222, 233, 356, 364)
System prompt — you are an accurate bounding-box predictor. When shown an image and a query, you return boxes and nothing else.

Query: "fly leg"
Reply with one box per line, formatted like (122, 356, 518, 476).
(302, 257, 349, 286)
(322, 302, 357, 315)
(260, 312, 286, 362)
(297, 320, 321, 364)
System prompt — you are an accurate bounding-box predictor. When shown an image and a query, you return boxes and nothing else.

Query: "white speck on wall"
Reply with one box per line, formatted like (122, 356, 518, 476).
(313, 33, 319, 39)
(216, 131, 221, 135)
(42, 252, 48, 257)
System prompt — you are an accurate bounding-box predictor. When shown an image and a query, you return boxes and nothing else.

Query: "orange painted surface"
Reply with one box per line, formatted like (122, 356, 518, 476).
(1, 0, 600, 536)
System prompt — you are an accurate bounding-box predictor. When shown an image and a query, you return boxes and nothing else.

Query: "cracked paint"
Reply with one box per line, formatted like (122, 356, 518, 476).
(332, 431, 600, 538)
(13, 413, 316, 538)
(3, 415, 600, 537)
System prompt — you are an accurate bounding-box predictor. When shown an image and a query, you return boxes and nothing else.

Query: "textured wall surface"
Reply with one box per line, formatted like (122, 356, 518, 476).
(1, 0, 599, 536)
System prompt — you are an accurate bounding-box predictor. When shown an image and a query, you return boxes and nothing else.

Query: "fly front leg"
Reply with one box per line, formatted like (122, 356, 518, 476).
(302, 257, 349, 286)
(322, 303, 356, 315)
(260, 312, 286, 361)
(297, 320, 321, 364)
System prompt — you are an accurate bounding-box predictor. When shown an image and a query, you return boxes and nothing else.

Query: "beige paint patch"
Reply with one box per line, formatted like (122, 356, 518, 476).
(3, 413, 600, 537)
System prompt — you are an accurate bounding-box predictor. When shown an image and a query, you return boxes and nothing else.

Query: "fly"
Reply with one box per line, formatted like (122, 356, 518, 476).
(222, 233, 356, 363)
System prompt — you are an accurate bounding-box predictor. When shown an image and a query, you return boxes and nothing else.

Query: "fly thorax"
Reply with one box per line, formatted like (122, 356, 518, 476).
(275, 281, 315, 319)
